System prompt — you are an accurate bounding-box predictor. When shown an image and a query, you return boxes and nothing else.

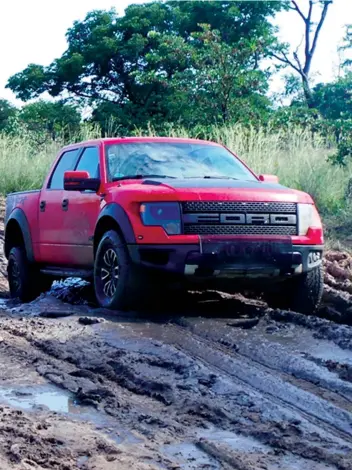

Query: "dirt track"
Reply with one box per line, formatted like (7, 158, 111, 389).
(1, 204, 352, 469)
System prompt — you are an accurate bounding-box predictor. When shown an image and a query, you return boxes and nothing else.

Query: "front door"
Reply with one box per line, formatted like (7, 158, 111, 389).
(59, 146, 102, 267)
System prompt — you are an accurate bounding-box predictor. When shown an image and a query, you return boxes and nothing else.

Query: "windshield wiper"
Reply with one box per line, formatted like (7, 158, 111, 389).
(185, 176, 239, 180)
(112, 174, 176, 181)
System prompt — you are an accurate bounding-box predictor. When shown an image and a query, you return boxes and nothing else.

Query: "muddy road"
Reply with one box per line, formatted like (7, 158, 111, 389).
(1, 293, 352, 470)
(1, 207, 352, 469)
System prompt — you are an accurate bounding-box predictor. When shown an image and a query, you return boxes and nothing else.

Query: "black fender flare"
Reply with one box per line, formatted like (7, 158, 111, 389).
(5, 208, 35, 262)
(94, 203, 136, 248)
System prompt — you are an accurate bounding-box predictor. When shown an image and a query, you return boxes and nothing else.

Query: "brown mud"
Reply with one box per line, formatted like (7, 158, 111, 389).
(1, 201, 352, 469)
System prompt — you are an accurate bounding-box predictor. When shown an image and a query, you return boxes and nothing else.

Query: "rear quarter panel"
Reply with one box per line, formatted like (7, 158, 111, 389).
(5, 191, 41, 258)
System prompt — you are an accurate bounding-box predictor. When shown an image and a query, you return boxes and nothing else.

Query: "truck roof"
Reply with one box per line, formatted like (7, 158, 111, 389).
(61, 136, 221, 152)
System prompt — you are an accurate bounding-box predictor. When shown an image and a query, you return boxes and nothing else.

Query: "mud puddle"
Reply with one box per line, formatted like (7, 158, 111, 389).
(262, 325, 352, 362)
(196, 428, 336, 470)
(163, 442, 220, 469)
(0, 382, 145, 447)
(0, 384, 76, 413)
(198, 429, 270, 452)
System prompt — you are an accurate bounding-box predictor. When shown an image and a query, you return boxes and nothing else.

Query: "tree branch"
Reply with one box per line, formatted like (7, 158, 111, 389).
(304, 1, 313, 62)
(69, 88, 120, 104)
(293, 50, 303, 72)
(271, 52, 301, 74)
(310, 1, 332, 59)
(290, 1, 307, 23)
(274, 0, 333, 108)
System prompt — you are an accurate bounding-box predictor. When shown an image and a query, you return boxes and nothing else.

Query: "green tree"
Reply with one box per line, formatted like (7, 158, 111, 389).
(178, 26, 271, 125)
(7, 1, 286, 130)
(313, 74, 352, 120)
(19, 101, 81, 141)
(0, 99, 17, 132)
(340, 24, 352, 71)
(272, 1, 333, 108)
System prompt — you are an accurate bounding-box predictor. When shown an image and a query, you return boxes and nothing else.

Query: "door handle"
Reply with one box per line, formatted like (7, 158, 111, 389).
(40, 200, 46, 212)
(62, 198, 69, 211)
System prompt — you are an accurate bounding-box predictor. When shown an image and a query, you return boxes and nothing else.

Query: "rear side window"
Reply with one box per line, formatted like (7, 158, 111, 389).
(75, 147, 100, 178)
(49, 149, 80, 189)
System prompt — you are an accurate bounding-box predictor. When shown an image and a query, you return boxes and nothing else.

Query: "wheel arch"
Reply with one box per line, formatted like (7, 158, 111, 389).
(94, 203, 136, 257)
(5, 209, 34, 262)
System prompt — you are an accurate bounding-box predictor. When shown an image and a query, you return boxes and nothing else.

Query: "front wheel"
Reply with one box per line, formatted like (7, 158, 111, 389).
(265, 266, 324, 315)
(94, 230, 147, 311)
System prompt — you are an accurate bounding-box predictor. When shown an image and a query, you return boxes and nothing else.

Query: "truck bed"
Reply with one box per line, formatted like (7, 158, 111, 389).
(5, 190, 40, 225)
(5, 190, 41, 260)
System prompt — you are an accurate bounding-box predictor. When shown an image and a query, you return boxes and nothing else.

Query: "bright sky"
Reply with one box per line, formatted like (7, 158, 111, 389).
(0, 0, 351, 105)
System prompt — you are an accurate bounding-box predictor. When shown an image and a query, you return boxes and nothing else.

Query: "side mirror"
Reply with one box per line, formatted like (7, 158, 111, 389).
(64, 171, 100, 192)
(258, 174, 279, 184)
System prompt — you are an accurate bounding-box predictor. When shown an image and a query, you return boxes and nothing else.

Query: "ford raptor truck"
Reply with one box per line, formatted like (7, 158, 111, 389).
(4, 137, 324, 313)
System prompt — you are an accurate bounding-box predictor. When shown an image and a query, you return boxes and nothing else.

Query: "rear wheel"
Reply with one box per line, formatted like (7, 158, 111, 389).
(265, 266, 324, 314)
(8, 247, 52, 301)
(94, 230, 148, 311)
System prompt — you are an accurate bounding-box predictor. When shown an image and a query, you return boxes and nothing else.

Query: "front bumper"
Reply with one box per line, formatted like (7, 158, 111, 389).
(128, 239, 323, 279)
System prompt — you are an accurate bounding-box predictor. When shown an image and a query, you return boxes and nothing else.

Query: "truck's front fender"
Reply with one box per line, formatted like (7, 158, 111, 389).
(94, 203, 136, 255)
(5, 208, 34, 262)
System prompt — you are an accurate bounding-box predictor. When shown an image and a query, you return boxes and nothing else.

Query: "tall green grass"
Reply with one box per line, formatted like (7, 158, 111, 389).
(138, 124, 351, 216)
(0, 134, 61, 194)
(0, 125, 101, 195)
(1, 124, 350, 221)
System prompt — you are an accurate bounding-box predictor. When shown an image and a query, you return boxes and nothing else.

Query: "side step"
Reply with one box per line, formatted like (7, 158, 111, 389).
(40, 267, 93, 279)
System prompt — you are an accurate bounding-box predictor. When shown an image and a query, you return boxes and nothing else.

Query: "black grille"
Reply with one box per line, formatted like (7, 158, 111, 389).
(182, 201, 297, 214)
(184, 225, 297, 236)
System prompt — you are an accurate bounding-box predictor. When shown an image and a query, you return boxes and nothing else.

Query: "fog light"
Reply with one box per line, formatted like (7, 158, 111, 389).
(164, 222, 181, 235)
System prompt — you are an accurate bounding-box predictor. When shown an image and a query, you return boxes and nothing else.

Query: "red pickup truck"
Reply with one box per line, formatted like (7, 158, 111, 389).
(4, 137, 324, 313)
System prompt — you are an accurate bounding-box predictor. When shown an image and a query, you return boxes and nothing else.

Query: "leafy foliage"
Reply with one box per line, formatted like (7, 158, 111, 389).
(18, 101, 81, 142)
(7, 1, 285, 131)
(271, 1, 333, 108)
(340, 24, 352, 70)
(3, 0, 352, 167)
(313, 74, 352, 120)
(0, 99, 17, 132)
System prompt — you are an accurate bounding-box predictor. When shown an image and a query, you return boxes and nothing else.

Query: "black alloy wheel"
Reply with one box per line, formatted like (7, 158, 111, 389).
(100, 247, 120, 299)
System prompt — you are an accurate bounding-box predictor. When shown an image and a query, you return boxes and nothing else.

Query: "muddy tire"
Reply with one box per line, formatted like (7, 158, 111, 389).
(94, 230, 148, 311)
(8, 247, 51, 302)
(265, 266, 323, 315)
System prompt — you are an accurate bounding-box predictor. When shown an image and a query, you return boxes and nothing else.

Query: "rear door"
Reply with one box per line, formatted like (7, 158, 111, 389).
(59, 146, 102, 266)
(38, 148, 81, 264)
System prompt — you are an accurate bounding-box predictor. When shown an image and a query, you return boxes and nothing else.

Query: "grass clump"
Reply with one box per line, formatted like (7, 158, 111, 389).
(0, 133, 60, 194)
(0, 124, 101, 195)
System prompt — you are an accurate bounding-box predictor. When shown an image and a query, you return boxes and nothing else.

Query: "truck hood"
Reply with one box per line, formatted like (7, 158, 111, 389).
(111, 177, 313, 204)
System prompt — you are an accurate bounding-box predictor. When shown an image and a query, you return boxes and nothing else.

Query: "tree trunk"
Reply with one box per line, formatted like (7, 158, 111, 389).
(302, 75, 314, 109)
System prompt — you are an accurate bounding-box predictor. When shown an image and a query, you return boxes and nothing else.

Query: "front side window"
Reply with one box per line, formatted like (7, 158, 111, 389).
(105, 142, 256, 181)
(76, 147, 100, 178)
(49, 149, 80, 189)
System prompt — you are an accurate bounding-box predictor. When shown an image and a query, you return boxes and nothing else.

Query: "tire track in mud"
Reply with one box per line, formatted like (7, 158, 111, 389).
(136, 319, 352, 439)
(2, 283, 352, 468)
(96, 317, 352, 469)
(174, 315, 352, 408)
(1, 311, 352, 469)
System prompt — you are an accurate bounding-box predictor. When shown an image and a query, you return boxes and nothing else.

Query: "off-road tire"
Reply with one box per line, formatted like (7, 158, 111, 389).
(265, 265, 324, 315)
(94, 230, 149, 311)
(8, 247, 52, 302)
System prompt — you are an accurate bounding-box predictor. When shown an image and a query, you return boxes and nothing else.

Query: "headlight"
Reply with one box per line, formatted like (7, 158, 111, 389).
(298, 203, 322, 235)
(140, 202, 181, 235)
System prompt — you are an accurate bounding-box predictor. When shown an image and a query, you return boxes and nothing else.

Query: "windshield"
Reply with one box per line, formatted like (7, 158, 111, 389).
(105, 142, 256, 181)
